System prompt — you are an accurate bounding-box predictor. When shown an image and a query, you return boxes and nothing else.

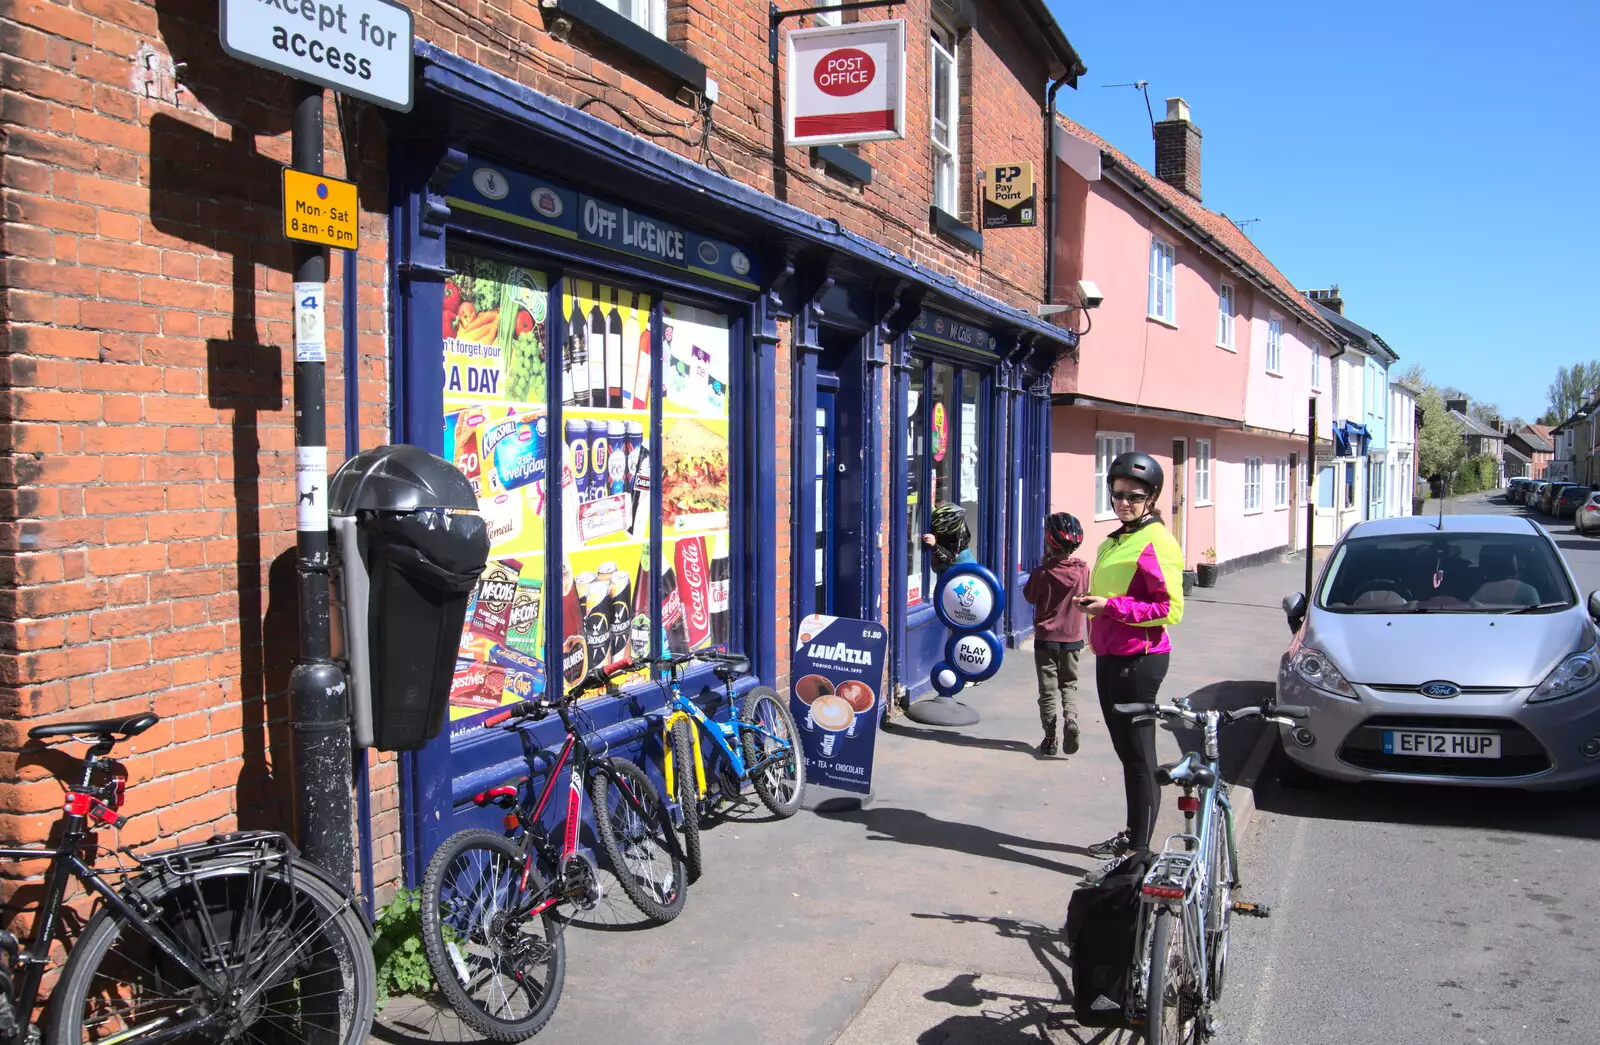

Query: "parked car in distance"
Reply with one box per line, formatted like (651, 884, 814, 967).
(1577, 492, 1600, 535)
(1557, 485, 1593, 520)
(1524, 481, 1548, 508)
(1506, 478, 1528, 503)
(1540, 482, 1572, 515)
(1278, 514, 1600, 790)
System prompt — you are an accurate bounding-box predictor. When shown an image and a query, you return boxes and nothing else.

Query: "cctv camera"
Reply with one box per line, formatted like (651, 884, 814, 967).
(1077, 280, 1103, 310)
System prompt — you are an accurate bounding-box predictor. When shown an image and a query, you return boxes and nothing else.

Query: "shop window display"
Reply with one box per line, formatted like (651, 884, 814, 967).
(441, 252, 552, 721)
(441, 252, 736, 717)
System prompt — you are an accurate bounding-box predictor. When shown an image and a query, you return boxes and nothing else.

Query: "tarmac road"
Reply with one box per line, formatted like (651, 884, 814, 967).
(1219, 492, 1600, 1045)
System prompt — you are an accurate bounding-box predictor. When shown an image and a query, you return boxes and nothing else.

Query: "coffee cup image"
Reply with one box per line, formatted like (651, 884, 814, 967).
(809, 694, 854, 733)
(796, 674, 835, 728)
(834, 680, 876, 737)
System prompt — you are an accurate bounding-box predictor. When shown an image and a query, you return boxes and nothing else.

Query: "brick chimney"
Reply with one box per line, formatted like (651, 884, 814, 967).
(1446, 397, 1468, 414)
(1306, 286, 1344, 315)
(1153, 98, 1202, 200)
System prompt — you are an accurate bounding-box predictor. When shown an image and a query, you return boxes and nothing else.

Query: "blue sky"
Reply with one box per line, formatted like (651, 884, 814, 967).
(1045, 0, 1599, 424)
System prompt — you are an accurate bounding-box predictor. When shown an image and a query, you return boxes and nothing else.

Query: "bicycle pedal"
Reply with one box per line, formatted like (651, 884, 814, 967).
(1231, 900, 1271, 918)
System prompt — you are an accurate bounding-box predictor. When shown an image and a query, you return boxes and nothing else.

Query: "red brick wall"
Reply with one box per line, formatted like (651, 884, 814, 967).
(1, 0, 1060, 911)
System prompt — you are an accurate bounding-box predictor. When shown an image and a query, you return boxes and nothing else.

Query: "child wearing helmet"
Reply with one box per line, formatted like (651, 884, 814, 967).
(1024, 512, 1089, 757)
(921, 503, 976, 573)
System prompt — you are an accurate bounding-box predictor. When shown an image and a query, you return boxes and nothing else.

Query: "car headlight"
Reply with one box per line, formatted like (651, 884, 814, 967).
(1291, 648, 1358, 699)
(1529, 646, 1600, 704)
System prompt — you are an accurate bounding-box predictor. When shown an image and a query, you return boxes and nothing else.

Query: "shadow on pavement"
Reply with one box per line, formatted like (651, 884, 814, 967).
(816, 806, 1094, 876)
(1255, 749, 1600, 841)
(912, 913, 1074, 1002)
(911, 968, 1129, 1044)
(884, 721, 1042, 758)
(1166, 680, 1275, 784)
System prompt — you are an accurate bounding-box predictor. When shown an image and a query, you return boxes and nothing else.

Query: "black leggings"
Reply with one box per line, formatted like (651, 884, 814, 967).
(1096, 652, 1170, 849)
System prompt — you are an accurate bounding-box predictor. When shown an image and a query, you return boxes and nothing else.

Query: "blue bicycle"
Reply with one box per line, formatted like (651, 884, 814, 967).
(653, 651, 805, 881)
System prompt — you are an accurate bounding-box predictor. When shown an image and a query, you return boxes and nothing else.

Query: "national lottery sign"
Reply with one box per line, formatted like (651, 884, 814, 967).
(785, 20, 907, 147)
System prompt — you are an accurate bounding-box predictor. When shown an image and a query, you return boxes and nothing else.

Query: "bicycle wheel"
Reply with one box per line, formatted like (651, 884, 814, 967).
(589, 757, 687, 923)
(740, 686, 805, 818)
(419, 829, 565, 1041)
(1206, 808, 1234, 1002)
(49, 858, 374, 1044)
(1143, 908, 1198, 1045)
(671, 718, 704, 883)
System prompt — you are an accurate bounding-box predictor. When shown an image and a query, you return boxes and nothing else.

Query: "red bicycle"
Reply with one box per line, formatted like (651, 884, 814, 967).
(417, 667, 686, 1040)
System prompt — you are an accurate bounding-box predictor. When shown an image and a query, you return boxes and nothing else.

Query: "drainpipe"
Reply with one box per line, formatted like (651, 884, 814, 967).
(1043, 74, 1072, 305)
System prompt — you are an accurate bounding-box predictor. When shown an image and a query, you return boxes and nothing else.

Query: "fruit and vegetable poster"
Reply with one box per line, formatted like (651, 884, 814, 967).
(790, 614, 889, 795)
(444, 253, 550, 722)
(559, 281, 654, 695)
(661, 302, 732, 656)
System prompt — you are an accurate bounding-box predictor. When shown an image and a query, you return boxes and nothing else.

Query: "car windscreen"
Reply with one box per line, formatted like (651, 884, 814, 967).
(1317, 532, 1575, 614)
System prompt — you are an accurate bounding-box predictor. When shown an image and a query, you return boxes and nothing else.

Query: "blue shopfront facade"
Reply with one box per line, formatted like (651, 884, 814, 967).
(388, 44, 1074, 880)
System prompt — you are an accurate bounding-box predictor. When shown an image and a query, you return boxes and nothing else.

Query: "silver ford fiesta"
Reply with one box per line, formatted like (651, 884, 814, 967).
(1276, 514, 1600, 790)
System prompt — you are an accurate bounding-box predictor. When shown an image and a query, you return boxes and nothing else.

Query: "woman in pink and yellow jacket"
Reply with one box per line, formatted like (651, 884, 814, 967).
(1076, 451, 1186, 861)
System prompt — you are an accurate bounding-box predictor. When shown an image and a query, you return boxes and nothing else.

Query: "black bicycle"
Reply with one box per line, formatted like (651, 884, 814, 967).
(2, 713, 375, 1044)
(418, 667, 686, 1041)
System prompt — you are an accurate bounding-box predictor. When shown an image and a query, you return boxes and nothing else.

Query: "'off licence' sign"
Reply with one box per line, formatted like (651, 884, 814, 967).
(785, 20, 907, 147)
(221, 0, 414, 111)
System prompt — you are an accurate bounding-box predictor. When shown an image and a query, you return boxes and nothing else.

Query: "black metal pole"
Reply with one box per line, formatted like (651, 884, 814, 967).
(288, 80, 353, 884)
(1305, 397, 1316, 599)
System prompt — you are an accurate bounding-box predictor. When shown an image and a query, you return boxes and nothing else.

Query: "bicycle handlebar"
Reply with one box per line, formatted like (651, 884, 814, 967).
(1112, 702, 1310, 724)
(482, 665, 628, 727)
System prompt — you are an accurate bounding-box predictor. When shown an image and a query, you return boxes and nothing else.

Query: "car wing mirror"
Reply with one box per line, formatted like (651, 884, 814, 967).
(1283, 592, 1307, 634)
(1588, 590, 1600, 623)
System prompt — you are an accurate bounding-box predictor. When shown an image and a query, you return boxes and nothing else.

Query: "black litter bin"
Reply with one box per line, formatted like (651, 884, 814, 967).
(330, 446, 489, 751)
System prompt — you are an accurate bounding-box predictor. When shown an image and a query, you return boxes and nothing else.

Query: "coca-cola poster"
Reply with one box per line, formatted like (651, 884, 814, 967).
(790, 614, 889, 795)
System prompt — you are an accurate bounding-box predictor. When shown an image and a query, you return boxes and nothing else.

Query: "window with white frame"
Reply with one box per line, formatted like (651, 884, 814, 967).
(1148, 238, 1176, 323)
(597, 0, 666, 37)
(930, 25, 960, 216)
(1266, 316, 1282, 373)
(1274, 457, 1289, 509)
(1195, 439, 1213, 504)
(1095, 432, 1135, 517)
(1343, 462, 1357, 508)
(1217, 283, 1234, 348)
(814, 0, 841, 24)
(1310, 339, 1321, 390)
(1371, 458, 1385, 510)
(1244, 456, 1263, 512)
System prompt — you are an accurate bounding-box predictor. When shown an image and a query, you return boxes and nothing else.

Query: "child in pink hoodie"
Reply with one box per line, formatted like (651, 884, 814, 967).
(1023, 513, 1090, 757)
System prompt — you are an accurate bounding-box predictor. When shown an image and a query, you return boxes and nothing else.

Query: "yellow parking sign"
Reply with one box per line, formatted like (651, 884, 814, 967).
(282, 168, 359, 249)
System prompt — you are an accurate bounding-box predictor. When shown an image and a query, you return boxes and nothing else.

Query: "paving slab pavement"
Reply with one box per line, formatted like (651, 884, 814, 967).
(371, 556, 1306, 1044)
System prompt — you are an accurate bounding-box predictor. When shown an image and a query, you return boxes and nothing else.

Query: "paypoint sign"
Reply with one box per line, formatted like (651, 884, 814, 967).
(221, 0, 414, 111)
(785, 20, 906, 147)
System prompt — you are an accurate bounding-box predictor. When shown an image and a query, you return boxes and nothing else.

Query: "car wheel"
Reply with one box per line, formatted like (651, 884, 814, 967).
(1275, 740, 1323, 790)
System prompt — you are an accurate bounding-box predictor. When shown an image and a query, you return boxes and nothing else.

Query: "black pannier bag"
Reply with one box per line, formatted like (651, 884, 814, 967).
(1064, 849, 1155, 1028)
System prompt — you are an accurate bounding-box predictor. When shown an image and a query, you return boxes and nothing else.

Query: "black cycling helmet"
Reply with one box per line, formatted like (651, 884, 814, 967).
(1107, 451, 1164, 505)
(930, 502, 967, 538)
(1045, 512, 1083, 553)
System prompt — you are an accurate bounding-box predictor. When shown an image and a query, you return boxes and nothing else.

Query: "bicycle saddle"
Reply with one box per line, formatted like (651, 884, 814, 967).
(712, 654, 750, 680)
(29, 713, 160, 741)
(1156, 755, 1216, 790)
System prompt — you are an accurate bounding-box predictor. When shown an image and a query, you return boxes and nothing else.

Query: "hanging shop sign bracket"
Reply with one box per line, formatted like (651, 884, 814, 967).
(769, 0, 901, 63)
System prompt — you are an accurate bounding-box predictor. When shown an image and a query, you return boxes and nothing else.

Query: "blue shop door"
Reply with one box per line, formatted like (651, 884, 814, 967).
(814, 388, 838, 615)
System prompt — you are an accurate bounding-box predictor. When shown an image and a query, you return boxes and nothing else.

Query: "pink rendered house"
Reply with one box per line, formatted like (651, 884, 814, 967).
(1049, 100, 1340, 572)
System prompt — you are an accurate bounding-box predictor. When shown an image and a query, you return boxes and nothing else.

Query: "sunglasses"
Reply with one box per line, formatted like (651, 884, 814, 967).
(1110, 490, 1150, 504)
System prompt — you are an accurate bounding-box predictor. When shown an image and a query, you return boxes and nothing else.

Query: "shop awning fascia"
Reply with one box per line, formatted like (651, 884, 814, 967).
(412, 43, 1082, 355)
(1051, 393, 1244, 431)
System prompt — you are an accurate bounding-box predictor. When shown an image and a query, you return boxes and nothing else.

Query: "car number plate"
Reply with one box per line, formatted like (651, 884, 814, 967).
(1381, 730, 1501, 758)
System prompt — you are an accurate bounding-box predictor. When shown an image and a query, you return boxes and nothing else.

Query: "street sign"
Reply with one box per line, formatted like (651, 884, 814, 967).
(220, 0, 414, 111)
(785, 20, 906, 147)
(282, 169, 359, 248)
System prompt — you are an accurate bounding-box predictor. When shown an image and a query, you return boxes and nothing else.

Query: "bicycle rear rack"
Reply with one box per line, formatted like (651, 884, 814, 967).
(1142, 837, 1199, 902)
(137, 830, 298, 878)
